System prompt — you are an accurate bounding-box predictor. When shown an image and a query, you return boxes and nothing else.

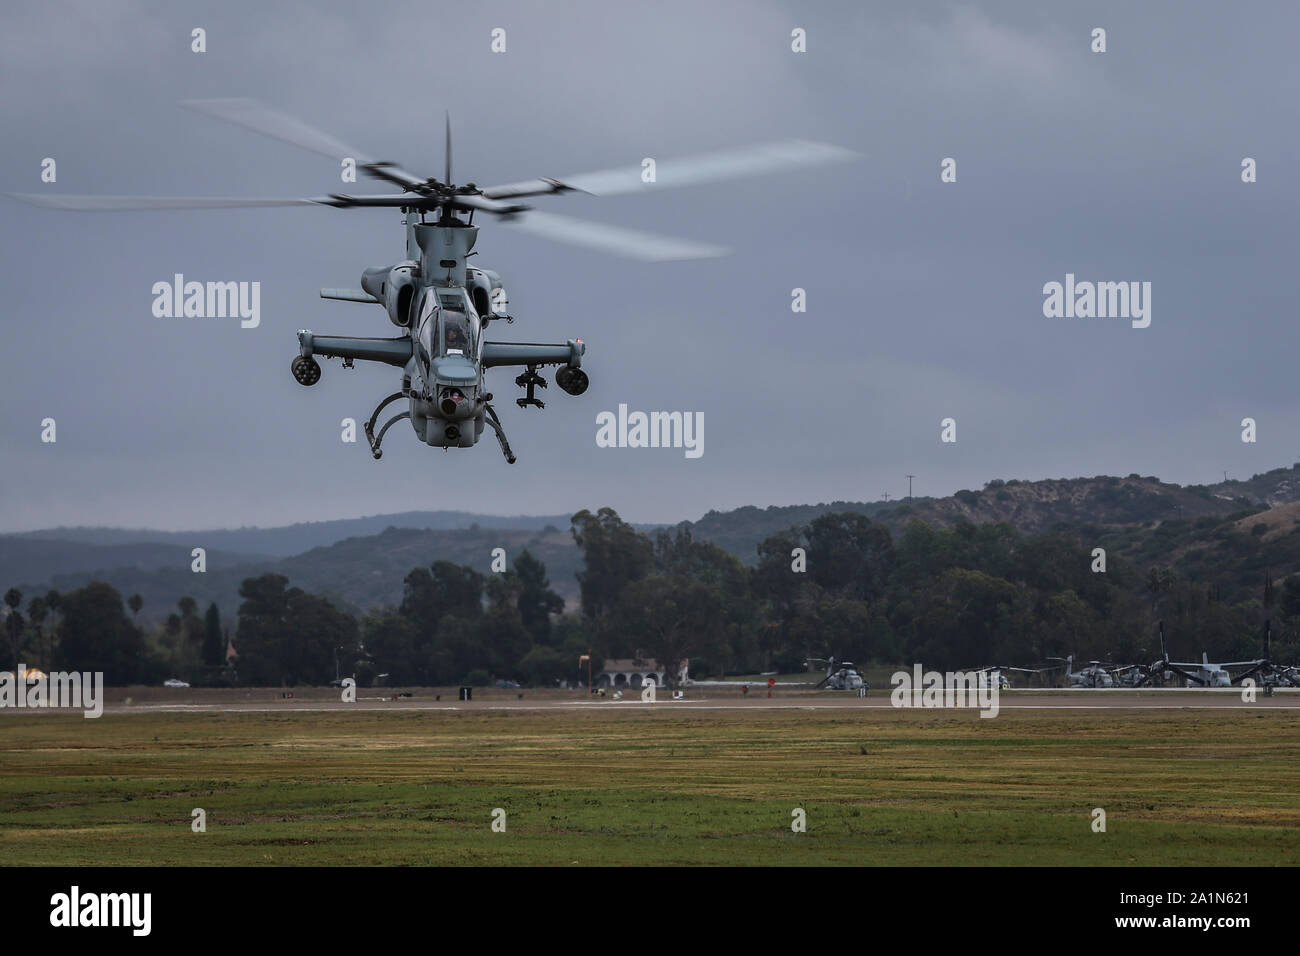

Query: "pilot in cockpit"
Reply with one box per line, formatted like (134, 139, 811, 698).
(443, 312, 469, 353)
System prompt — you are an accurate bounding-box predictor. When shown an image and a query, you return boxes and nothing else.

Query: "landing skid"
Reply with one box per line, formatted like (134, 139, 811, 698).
(364, 391, 408, 459)
(485, 403, 517, 464)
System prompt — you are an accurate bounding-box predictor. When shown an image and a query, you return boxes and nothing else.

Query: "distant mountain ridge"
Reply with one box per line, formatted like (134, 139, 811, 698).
(15, 525, 583, 627)
(678, 466, 1300, 561)
(5, 510, 578, 557)
(0, 540, 268, 599)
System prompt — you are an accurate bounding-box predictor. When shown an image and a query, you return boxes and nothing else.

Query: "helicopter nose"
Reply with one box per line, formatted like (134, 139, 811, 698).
(439, 387, 469, 417)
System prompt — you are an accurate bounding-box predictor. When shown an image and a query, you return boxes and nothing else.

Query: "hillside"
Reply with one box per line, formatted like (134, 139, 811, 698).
(682, 466, 1300, 562)
(676, 499, 905, 562)
(1230, 501, 1300, 542)
(4, 509, 576, 557)
(18, 525, 582, 627)
(0, 540, 268, 595)
(875, 475, 1253, 536)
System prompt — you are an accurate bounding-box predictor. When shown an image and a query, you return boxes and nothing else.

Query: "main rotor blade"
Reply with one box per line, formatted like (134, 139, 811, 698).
(445, 112, 452, 186)
(499, 210, 727, 261)
(482, 139, 857, 200)
(182, 98, 432, 193)
(7, 193, 332, 211)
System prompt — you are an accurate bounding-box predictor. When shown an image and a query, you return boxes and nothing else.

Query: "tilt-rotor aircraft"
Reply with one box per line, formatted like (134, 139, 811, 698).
(1153, 621, 1268, 688)
(10, 99, 854, 462)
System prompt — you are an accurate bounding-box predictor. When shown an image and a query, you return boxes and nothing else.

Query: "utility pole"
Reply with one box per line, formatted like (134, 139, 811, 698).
(906, 475, 915, 500)
(883, 492, 890, 502)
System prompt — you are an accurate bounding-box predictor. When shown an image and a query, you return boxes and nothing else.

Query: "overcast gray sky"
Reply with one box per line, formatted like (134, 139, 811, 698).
(2, 0, 1298, 532)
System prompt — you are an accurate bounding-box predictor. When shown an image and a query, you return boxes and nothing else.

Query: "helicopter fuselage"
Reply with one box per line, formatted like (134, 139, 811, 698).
(295, 217, 587, 462)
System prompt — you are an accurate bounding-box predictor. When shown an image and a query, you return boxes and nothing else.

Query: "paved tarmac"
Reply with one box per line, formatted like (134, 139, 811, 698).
(86, 687, 1300, 714)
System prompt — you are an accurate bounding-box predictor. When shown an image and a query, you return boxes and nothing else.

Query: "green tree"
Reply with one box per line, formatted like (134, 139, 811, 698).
(612, 574, 723, 687)
(1281, 577, 1300, 622)
(655, 528, 757, 673)
(909, 568, 1019, 669)
(401, 561, 485, 635)
(3, 587, 24, 669)
(517, 645, 568, 686)
(363, 610, 424, 684)
(27, 596, 48, 670)
(429, 614, 485, 685)
(805, 513, 894, 602)
(571, 508, 654, 623)
(514, 550, 564, 645)
(479, 574, 533, 677)
(1038, 589, 1099, 662)
(202, 602, 225, 667)
(57, 582, 153, 683)
(163, 614, 182, 648)
(754, 530, 804, 626)
(234, 574, 357, 686)
(172, 596, 204, 674)
(754, 530, 807, 668)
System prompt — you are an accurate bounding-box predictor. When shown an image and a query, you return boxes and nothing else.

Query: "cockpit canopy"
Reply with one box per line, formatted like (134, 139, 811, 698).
(415, 288, 479, 362)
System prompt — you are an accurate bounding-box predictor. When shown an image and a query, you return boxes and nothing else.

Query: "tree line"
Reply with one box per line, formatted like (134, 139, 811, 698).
(3, 584, 228, 684)
(4, 506, 1297, 686)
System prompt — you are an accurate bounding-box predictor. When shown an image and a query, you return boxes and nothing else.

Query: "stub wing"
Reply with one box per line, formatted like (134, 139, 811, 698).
(482, 339, 584, 369)
(298, 331, 412, 367)
(320, 288, 379, 304)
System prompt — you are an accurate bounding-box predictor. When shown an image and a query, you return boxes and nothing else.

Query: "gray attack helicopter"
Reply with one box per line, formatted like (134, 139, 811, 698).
(1048, 656, 1116, 688)
(10, 99, 855, 462)
(805, 657, 868, 691)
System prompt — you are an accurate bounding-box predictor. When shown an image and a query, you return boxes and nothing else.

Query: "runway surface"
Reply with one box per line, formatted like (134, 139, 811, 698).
(70, 687, 1300, 715)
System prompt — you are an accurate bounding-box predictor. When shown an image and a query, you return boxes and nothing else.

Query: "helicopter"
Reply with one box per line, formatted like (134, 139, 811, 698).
(10, 98, 855, 462)
(805, 657, 868, 691)
(1049, 656, 1116, 688)
(1257, 620, 1300, 688)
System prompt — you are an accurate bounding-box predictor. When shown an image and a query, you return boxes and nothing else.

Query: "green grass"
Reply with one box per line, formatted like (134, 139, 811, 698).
(2, 707, 1298, 865)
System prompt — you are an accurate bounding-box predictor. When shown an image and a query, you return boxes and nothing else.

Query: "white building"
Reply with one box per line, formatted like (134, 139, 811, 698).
(596, 657, 670, 689)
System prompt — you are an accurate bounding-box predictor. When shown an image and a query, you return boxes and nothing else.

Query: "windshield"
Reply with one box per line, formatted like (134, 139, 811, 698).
(441, 310, 472, 355)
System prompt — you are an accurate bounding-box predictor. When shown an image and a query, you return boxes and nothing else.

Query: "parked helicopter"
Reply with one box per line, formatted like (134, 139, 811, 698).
(1108, 662, 1159, 687)
(1260, 663, 1300, 688)
(1049, 656, 1116, 688)
(1249, 620, 1300, 688)
(805, 658, 868, 691)
(10, 99, 854, 462)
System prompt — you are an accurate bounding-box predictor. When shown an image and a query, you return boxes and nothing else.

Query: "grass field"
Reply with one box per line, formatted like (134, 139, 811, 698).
(2, 701, 1299, 865)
